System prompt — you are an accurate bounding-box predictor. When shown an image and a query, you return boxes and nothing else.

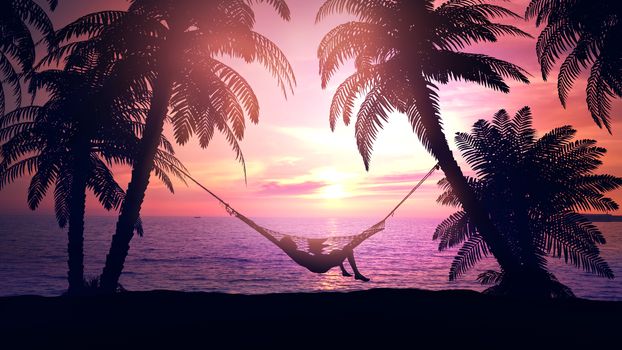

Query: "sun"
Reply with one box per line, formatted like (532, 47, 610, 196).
(320, 184, 347, 200)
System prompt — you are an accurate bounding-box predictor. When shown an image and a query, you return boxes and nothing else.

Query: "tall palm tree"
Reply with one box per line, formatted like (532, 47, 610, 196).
(526, 0, 622, 131)
(317, 0, 531, 276)
(52, 0, 296, 292)
(435, 106, 619, 297)
(0, 68, 186, 293)
(0, 0, 57, 114)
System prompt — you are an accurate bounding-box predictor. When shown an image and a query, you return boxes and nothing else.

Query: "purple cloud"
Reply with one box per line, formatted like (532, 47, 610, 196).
(369, 170, 448, 184)
(257, 181, 325, 196)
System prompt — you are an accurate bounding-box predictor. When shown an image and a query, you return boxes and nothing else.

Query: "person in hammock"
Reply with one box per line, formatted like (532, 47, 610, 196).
(277, 236, 370, 282)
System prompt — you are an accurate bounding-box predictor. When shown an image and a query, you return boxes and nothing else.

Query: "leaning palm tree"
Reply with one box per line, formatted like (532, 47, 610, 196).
(52, 0, 296, 292)
(317, 0, 531, 276)
(0, 68, 186, 294)
(526, 0, 622, 131)
(0, 0, 57, 114)
(435, 106, 619, 298)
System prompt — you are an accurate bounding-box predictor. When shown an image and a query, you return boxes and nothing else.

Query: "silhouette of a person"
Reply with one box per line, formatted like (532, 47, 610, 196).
(278, 236, 370, 282)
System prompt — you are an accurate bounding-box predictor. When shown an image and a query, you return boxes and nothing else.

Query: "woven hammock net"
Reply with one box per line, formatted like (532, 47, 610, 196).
(225, 204, 387, 254)
(188, 164, 438, 261)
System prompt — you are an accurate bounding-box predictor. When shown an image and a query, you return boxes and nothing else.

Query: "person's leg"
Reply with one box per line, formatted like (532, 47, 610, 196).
(339, 261, 352, 277)
(346, 250, 370, 282)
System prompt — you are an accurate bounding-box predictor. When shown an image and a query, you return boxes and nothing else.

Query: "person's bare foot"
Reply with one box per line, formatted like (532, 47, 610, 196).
(342, 271, 352, 277)
(355, 274, 370, 282)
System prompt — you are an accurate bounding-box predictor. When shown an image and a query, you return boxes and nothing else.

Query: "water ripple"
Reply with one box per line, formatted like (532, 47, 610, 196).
(0, 215, 620, 300)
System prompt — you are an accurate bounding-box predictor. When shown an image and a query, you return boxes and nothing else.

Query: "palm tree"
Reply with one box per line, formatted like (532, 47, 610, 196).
(0, 68, 186, 294)
(317, 0, 531, 276)
(435, 106, 620, 297)
(0, 0, 57, 114)
(52, 0, 296, 292)
(526, 0, 622, 131)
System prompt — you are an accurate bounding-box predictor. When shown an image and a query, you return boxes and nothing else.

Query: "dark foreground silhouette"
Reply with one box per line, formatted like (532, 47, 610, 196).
(1, 288, 619, 346)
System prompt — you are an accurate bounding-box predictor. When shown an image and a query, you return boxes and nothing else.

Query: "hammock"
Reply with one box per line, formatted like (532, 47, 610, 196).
(182, 164, 439, 270)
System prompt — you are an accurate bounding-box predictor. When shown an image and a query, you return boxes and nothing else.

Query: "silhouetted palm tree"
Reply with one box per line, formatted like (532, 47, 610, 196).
(317, 0, 530, 274)
(0, 68, 186, 293)
(435, 106, 620, 298)
(0, 0, 57, 114)
(52, 0, 296, 292)
(526, 0, 622, 131)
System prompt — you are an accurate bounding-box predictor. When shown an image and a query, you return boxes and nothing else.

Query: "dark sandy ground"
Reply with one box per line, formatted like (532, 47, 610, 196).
(1, 288, 620, 347)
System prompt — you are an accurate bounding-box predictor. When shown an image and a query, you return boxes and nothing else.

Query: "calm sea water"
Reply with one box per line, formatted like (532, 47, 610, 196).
(0, 215, 621, 300)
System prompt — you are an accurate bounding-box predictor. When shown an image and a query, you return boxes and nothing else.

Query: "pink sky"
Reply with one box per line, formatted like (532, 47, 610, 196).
(1, 0, 621, 219)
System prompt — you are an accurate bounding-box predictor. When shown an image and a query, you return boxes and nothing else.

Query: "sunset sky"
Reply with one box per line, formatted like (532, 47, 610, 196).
(1, 0, 621, 219)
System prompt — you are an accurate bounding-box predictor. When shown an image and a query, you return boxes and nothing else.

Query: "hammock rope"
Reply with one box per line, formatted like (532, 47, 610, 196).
(182, 163, 439, 255)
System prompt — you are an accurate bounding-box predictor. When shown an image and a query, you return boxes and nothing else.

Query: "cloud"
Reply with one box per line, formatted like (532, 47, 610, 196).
(257, 181, 325, 196)
(368, 171, 442, 184)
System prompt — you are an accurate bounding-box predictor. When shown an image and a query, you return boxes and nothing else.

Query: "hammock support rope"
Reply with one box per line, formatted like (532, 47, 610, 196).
(182, 163, 439, 255)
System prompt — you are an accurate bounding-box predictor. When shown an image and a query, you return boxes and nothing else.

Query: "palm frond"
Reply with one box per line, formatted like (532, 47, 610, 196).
(438, 106, 618, 285)
(316, 0, 387, 23)
(247, 0, 291, 21)
(527, 0, 622, 131)
(317, 21, 384, 88)
(56, 11, 127, 44)
(27, 157, 58, 210)
(87, 156, 125, 211)
(542, 213, 614, 278)
(449, 235, 490, 281)
(53, 171, 71, 228)
(0, 53, 23, 113)
(328, 66, 378, 130)
(586, 59, 614, 132)
(354, 82, 392, 170)
(0, 156, 39, 190)
(434, 211, 477, 251)
(477, 270, 504, 285)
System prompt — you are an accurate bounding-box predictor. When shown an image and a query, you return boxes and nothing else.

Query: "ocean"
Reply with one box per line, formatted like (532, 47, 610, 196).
(0, 215, 621, 300)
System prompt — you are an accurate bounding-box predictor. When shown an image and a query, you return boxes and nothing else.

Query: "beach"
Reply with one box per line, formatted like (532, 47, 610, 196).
(1, 288, 620, 346)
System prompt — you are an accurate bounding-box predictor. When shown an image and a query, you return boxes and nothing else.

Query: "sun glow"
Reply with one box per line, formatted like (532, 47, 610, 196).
(320, 183, 347, 200)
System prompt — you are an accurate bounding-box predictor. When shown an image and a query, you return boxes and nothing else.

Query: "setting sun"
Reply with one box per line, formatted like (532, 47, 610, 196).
(320, 183, 347, 200)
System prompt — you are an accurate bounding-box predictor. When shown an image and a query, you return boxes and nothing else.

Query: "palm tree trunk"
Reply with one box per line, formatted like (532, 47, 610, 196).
(66, 147, 89, 295)
(431, 142, 516, 271)
(413, 79, 518, 274)
(99, 69, 175, 293)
